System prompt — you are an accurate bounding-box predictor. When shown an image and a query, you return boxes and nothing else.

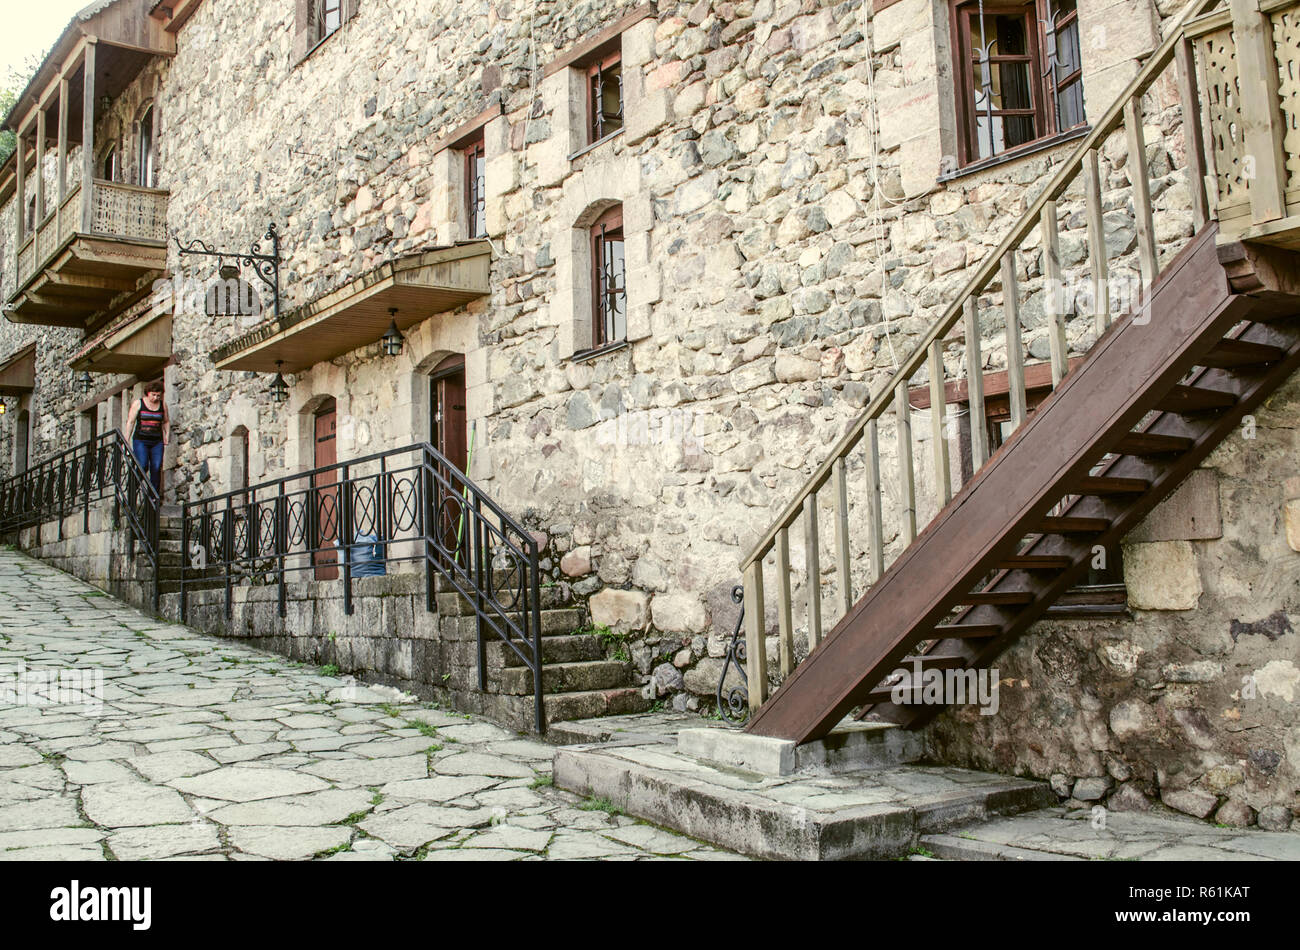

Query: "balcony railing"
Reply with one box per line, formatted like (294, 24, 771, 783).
(1190, 0, 1300, 243)
(12, 180, 169, 291)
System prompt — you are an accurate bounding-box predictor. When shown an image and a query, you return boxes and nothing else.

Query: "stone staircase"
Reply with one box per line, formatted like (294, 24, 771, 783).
(433, 572, 649, 729)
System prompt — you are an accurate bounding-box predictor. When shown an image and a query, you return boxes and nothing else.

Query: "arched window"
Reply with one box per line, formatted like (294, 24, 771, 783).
(138, 106, 155, 188)
(230, 426, 250, 495)
(102, 146, 118, 182)
(590, 204, 626, 348)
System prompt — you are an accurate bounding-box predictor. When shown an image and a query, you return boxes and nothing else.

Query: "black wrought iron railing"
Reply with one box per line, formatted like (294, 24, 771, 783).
(178, 441, 546, 732)
(0, 429, 162, 610)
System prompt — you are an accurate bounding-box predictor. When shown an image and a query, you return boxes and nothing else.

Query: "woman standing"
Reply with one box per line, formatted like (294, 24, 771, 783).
(124, 379, 169, 495)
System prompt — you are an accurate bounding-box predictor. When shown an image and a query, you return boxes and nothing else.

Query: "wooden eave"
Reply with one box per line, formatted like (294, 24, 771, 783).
(0, 343, 37, 395)
(211, 243, 493, 374)
(70, 292, 172, 375)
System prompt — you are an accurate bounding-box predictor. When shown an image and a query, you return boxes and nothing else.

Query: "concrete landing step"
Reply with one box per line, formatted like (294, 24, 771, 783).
(920, 833, 1084, 861)
(552, 736, 1052, 860)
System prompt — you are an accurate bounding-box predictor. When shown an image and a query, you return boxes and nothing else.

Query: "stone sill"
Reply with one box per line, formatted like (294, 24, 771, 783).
(937, 125, 1092, 184)
(569, 339, 630, 364)
(567, 128, 624, 163)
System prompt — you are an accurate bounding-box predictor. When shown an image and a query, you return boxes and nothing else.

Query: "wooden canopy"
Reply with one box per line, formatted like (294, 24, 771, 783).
(70, 293, 172, 376)
(211, 243, 492, 374)
(0, 344, 37, 396)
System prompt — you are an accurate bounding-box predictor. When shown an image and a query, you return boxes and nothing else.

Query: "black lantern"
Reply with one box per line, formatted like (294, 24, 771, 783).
(269, 360, 290, 403)
(218, 263, 241, 281)
(381, 308, 405, 357)
(76, 371, 94, 393)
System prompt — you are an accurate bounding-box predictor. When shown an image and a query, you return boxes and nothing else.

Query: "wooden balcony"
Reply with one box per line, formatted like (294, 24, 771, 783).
(5, 180, 169, 328)
(1190, 0, 1300, 248)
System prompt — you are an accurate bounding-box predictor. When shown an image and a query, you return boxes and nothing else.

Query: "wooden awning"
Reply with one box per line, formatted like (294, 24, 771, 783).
(70, 293, 172, 376)
(0, 343, 36, 396)
(211, 243, 492, 374)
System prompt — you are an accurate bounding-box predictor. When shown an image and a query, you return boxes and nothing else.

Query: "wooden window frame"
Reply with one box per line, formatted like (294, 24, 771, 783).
(949, 0, 1087, 169)
(137, 107, 155, 189)
(463, 134, 486, 240)
(590, 204, 627, 351)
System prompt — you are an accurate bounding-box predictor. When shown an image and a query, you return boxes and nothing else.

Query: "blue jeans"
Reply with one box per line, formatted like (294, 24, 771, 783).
(132, 439, 165, 495)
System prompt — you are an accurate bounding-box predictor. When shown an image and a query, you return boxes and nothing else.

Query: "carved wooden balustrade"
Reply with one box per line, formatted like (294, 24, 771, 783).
(12, 180, 169, 290)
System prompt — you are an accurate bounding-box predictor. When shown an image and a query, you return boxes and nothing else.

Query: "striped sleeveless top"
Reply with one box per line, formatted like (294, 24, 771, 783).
(134, 400, 165, 444)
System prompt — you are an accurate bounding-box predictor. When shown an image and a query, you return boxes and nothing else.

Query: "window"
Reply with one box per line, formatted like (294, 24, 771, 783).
(102, 146, 118, 182)
(588, 52, 623, 144)
(591, 205, 626, 348)
(138, 107, 155, 188)
(312, 0, 343, 46)
(464, 136, 486, 239)
(950, 0, 1085, 167)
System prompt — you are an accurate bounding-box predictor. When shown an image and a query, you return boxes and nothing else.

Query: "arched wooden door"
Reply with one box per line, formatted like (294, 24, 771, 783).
(312, 399, 339, 580)
(429, 355, 467, 565)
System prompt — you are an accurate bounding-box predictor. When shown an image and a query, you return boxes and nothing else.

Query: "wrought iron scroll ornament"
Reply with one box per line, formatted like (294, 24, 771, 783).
(717, 584, 749, 725)
(175, 222, 282, 317)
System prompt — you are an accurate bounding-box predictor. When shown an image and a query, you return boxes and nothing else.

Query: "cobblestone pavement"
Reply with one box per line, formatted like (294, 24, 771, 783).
(919, 807, 1300, 861)
(0, 549, 743, 861)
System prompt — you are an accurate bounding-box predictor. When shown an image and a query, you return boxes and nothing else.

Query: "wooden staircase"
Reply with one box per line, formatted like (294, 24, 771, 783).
(736, 0, 1300, 744)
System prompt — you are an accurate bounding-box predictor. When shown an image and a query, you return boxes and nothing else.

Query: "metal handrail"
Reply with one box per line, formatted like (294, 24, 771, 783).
(0, 429, 162, 611)
(178, 440, 546, 733)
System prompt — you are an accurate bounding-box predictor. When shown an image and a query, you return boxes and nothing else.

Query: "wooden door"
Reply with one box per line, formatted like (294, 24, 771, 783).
(312, 400, 339, 580)
(430, 356, 467, 563)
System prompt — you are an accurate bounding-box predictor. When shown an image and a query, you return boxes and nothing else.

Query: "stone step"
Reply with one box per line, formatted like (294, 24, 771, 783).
(490, 634, 606, 667)
(542, 686, 650, 723)
(496, 659, 635, 696)
(918, 832, 1084, 861)
(435, 584, 575, 614)
(436, 599, 584, 636)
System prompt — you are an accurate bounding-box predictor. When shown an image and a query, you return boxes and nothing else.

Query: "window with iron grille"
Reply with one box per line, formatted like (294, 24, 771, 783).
(464, 137, 486, 239)
(314, 0, 343, 44)
(950, 0, 1085, 168)
(591, 205, 626, 349)
(587, 52, 624, 145)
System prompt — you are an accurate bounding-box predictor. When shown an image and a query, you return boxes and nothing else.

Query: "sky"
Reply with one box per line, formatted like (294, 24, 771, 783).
(1, 1, 92, 84)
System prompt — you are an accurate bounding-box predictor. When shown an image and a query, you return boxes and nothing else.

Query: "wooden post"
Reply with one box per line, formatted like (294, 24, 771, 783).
(775, 527, 795, 677)
(865, 418, 884, 583)
(1124, 97, 1158, 289)
(1084, 148, 1110, 334)
(1001, 251, 1028, 429)
(963, 298, 988, 470)
(1040, 201, 1068, 388)
(832, 457, 852, 617)
(81, 40, 97, 234)
(57, 78, 69, 237)
(1229, 0, 1286, 226)
(895, 381, 916, 543)
(14, 126, 25, 246)
(804, 493, 822, 650)
(927, 340, 951, 505)
(1175, 37, 1209, 231)
(742, 560, 768, 714)
(35, 107, 46, 231)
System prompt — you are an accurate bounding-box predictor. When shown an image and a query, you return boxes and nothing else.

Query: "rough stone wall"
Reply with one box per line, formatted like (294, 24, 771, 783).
(926, 373, 1300, 832)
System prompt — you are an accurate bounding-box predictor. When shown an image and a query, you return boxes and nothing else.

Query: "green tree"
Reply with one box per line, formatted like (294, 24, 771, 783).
(0, 55, 47, 166)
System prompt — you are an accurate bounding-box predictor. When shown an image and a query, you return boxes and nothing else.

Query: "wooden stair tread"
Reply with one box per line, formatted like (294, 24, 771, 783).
(1038, 516, 1110, 533)
(1074, 476, 1149, 495)
(958, 590, 1036, 605)
(1156, 384, 1237, 414)
(899, 654, 967, 670)
(1113, 432, 1194, 456)
(999, 555, 1072, 570)
(933, 623, 1002, 638)
(1200, 339, 1285, 368)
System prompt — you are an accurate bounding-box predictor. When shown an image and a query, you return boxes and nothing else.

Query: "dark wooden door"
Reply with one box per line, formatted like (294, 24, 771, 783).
(312, 400, 339, 580)
(430, 356, 467, 563)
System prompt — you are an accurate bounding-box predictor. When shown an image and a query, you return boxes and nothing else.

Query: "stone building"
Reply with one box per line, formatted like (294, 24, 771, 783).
(1, 0, 1297, 832)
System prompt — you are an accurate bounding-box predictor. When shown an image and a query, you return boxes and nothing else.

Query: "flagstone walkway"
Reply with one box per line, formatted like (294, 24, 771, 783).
(0, 548, 742, 861)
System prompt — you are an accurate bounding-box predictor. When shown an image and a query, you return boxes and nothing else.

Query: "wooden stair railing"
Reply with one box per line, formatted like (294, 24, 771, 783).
(734, 0, 1300, 742)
